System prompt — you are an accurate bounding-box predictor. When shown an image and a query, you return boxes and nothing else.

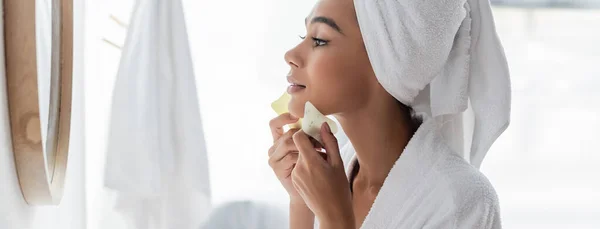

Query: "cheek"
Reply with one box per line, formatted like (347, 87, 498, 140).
(305, 55, 370, 114)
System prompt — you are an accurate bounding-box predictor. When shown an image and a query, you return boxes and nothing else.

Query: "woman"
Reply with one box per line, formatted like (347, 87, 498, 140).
(268, 0, 510, 228)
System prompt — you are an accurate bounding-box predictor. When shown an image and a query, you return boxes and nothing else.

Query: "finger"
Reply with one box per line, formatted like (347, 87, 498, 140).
(279, 153, 299, 168)
(269, 113, 300, 141)
(268, 145, 275, 156)
(309, 137, 324, 149)
(272, 152, 299, 173)
(293, 130, 324, 164)
(270, 142, 298, 163)
(317, 152, 328, 161)
(321, 122, 342, 167)
(268, 129, 299, 157)
(286, 152, 300, 165)
(295, 137, 305, 169)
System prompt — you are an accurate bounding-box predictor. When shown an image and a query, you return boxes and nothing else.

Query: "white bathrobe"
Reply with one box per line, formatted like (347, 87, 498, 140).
(316, 118, 501, 229)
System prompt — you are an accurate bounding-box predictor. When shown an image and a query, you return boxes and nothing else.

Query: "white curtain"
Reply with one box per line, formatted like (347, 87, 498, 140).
(84, 1, 600, 228)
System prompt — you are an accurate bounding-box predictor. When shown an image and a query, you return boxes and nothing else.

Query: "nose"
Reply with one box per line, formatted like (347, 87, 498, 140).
(284, 45, 302, 69)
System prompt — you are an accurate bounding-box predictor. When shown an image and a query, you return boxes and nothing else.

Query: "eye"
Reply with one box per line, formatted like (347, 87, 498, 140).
(311, 37, 328, 47)
(299, 35, 307, 40)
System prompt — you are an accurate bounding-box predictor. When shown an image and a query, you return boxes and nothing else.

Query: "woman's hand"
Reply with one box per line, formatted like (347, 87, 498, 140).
(291, 123, 355, 228)
(268, 113, 303, 201)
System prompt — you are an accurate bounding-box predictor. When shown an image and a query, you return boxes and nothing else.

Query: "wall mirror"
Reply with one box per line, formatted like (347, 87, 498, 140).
(3, 0, 73, 205)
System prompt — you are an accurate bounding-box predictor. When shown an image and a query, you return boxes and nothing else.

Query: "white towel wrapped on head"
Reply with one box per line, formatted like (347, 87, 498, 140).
(354, 0, 511, 168)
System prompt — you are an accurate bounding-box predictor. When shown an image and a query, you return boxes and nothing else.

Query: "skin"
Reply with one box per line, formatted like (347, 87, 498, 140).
(268, 0, 417, 228)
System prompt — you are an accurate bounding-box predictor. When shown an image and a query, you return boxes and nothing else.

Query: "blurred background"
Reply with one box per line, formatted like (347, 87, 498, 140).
(48, 0, 600, 228)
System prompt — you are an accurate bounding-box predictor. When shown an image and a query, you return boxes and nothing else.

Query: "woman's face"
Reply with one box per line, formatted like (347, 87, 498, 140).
(284, 0, 377, 117)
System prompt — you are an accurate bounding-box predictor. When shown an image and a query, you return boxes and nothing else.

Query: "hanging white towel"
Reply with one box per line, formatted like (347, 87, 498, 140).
(104, 0, 211, 228)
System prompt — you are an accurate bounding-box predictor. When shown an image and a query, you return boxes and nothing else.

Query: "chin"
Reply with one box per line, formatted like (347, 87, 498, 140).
(288, 97, 306, 118)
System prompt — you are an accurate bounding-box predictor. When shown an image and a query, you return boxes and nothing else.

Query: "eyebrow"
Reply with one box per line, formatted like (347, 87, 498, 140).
(305, 16, 344, 34)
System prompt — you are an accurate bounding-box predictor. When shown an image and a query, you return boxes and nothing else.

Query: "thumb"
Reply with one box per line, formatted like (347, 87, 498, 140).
(321, 122, 342, 167)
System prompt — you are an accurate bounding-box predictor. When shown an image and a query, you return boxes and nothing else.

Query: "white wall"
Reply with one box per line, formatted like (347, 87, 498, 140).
(82, 1, 131, 228)
(0, 0, 86, 228)
(481, 8, 600, 229)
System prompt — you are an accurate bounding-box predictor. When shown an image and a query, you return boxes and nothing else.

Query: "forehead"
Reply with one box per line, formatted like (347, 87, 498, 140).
(308, 0, 357, 25)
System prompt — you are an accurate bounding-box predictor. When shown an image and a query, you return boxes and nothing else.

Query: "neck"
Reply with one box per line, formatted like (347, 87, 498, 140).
(334, 95, 415, 187)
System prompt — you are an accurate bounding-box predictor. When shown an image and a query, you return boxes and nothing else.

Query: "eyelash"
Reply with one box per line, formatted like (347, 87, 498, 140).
(299, 35, 328, 47)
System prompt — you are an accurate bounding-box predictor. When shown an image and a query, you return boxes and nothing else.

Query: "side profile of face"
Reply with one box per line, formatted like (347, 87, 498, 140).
(284, 0, 377, 118)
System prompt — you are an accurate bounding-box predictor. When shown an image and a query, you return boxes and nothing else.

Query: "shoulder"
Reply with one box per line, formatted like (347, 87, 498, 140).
(435, 152, 499, 206)
(431, 152, 502, 228)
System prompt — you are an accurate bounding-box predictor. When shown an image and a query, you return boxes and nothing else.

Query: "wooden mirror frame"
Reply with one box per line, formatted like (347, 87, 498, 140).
(3, 0, 73, 205)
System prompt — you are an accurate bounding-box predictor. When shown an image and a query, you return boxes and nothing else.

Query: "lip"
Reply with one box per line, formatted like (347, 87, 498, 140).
(287, 84, 306, 94)
(286, 74, 306, 94)
(286, 75, 306, 87)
